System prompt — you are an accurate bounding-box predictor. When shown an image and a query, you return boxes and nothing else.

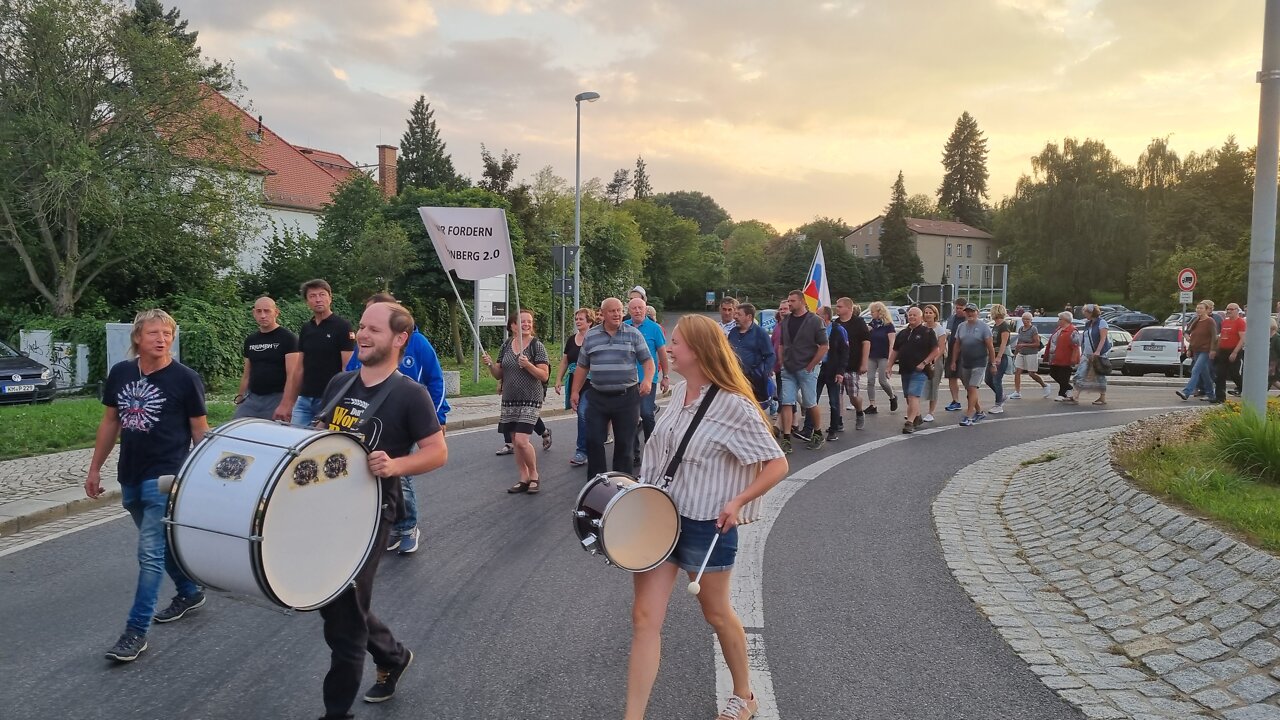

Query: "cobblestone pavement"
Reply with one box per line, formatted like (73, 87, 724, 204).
(0, 390, 571, 538)
(935, 425, 1280, 719)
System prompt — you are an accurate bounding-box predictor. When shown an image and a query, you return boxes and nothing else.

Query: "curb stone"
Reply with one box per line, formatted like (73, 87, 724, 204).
(934, 422, 1280, 719)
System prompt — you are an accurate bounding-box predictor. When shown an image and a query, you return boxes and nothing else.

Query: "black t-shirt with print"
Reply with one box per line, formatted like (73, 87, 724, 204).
(320, 370, 441, 497)
(243, 326, 299, 395)
(101, 359, 207, 486)
(298, 314, 356, 398)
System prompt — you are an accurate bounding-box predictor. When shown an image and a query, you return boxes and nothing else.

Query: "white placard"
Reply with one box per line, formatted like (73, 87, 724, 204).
(476, 275, 508, 327)
(1180, 291, 1194, 304)
(418, 207, 516, 281)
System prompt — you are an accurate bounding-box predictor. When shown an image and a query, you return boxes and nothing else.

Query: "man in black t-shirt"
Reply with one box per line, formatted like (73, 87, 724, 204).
(234, 296, 299, 421)
(834, 297, 870, 430)
(888, 306, 941, 434)
(86, 309, 210, 663)
(292, 279, 355, 427)
(314, 301, 447, 719)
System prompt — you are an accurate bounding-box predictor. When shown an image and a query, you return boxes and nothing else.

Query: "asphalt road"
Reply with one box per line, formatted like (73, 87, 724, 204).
(0, 387, 1187, 719)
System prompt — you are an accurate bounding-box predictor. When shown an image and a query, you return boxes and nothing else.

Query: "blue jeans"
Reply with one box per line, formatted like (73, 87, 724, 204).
(636, 384, 658, 448)
(394, 477, 418, 535)
(291, 395, 325, 427)
(121, 478, 199, 634)
(575, 390, 589, 457)
(985, 356, 1009, 404)
(1183, 351, 1215, 397)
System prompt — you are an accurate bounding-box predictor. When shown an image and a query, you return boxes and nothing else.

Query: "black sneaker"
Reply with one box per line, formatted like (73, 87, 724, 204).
(890, 396, 899, 413)
(793, 427, 813, 443)
(864, 405, 878, 415)
(154, 592, 206, 623)
(902, 421, 915, 435)
(826, 427, 842, 442)
(105, 631, 148, 662)
(364, 649, 414, 703)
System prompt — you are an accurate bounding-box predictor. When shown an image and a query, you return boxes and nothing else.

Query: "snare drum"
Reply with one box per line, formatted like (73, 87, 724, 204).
(573, 472, 680, 572)
(166, 418, 381, 611)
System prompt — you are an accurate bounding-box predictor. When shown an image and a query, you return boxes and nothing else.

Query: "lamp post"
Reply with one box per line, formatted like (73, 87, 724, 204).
(574, 91, 600, 313)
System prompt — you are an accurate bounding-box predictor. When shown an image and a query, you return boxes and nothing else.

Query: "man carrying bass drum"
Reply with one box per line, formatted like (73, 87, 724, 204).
(315, 301, 448, 720)
(624, 314, 788, 720)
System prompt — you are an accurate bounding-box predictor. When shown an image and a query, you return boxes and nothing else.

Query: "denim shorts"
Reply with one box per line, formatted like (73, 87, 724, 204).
(667, 516, 738, 573)
(780, 367, 819, 408)
(901, 369, 927, 398)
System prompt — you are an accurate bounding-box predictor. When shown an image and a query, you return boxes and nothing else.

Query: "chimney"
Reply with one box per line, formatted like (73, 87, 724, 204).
(377, 144, 397, 198)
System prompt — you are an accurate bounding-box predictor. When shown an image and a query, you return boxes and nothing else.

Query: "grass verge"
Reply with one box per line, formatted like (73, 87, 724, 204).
(0, 397, 236, 461)
(1116, 405, 1280, 553)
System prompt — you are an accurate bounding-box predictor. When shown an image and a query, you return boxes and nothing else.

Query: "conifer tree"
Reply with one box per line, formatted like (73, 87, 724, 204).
(937, 111, 990, 229)
(397, 96, 460, 192)
(881, 172, 924, 289)
(632, 156, 652, 199)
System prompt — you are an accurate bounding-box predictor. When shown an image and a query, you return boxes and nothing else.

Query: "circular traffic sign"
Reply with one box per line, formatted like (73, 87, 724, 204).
(1177, 267, 1197, 292)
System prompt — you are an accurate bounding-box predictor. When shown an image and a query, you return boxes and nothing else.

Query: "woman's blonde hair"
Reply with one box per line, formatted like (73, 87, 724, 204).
(991, 303, 1007, 321)
(672, 314, 772, 431)
(868, 301, 892, 324)
(574, 307, 598, 325)
(922, 304, 940, 322)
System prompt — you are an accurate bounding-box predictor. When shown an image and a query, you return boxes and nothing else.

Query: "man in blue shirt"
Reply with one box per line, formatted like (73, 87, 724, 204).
(345, 293, 449, 555)
(624, 296, 668, 465)
(727, 302, 775, 404)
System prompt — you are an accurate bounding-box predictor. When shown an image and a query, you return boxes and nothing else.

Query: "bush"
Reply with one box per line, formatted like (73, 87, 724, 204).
(1210, 405, 1280, 484)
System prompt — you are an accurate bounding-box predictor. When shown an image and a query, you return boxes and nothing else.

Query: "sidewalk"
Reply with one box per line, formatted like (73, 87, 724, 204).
(0, 391, 572, 537)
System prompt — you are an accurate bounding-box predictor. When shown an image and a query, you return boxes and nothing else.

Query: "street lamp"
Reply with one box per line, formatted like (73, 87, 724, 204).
(574, 91, 600, 313)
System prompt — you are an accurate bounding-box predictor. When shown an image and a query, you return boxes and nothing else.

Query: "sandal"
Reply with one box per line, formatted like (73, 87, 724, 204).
(495, 444, 514, 456)
(1091, 398, 1107, 406)
(526, 479, 541, 494)
(542, 429, 553, 451)
(507, 481, 530, 494)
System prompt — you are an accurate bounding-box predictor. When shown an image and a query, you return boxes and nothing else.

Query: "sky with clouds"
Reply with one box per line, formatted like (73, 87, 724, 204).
(176, 0, 1267, 232)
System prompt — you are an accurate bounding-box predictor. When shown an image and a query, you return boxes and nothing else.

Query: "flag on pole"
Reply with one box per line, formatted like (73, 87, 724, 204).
(803, 243, 832, 312)
(418, 206, 516, 280)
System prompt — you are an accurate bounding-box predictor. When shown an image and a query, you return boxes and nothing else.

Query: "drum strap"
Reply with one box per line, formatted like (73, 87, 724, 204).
(314, 370, 402, 446)
(659, 384, 719, 490)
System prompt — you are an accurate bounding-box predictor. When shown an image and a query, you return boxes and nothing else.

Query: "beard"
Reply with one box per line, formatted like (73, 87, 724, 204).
(360, 344, 393, 367)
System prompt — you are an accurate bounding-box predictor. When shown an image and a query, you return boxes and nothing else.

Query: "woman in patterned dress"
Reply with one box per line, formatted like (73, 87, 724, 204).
(482, 309, 550, 494)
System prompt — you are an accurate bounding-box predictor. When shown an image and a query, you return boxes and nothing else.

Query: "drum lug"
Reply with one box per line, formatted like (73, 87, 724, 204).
(581, 533, 598, 549)
(574, 510, 588, 518)
(590, 519, 603, 528)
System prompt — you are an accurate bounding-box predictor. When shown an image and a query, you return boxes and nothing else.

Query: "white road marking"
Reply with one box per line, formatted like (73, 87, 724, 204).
(722, 405, 1184, 718)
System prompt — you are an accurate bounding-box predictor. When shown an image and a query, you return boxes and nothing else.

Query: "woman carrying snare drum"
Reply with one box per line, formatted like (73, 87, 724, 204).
(625, 314, 788, 720)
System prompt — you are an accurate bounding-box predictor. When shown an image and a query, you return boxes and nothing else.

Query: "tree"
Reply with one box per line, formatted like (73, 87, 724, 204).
(478, 144, 519, 195)
(937, 111, 990, 229)
(605, 169, 631, 206)
(0, 0, 253, 317)
(652, 190, 731, 235)
(397, 95, 461, 191)
(880, 172, 924, 290)
(351, 216, 415, 294)
(723, 220, 777, 300)
(317, 173, 385, 256)
(632, 156, 653, 200)
(622, 200, 700, 305)
(904, 193, 944, 219)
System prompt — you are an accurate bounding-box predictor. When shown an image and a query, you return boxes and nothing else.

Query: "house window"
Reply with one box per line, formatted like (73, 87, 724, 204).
(966, 244, 973, 258)
(986, 246, 991, 259)
(947, 242, 952, 257)
(864, 243, 870, 256)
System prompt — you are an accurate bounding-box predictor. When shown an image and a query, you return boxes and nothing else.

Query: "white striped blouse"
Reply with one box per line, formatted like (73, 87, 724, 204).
(640, 382, 784, 523)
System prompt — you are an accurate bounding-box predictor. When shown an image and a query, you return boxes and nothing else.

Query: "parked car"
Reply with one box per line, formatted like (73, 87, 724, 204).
(1106, 329, 1132, 374)
(1106, 312, 1160, 333)
(1122, 326, 1190, 376)
(1164, 312, 1195, 327)
(0, 338, 56, 404)
(1100, 304, 1130, 314)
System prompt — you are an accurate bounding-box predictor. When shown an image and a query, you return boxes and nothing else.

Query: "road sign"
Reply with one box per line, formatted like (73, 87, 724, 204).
(1180, 291, 1194, 304)
(553, 277, 576, 297)
(705, 292, 716, 307)
(475, 275, 508, 326)
(1177, 267, 1198, 292)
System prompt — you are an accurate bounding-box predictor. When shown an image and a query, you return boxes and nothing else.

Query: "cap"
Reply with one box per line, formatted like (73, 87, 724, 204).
(965, 303, 978, 311)
(630, 285, 647, 300)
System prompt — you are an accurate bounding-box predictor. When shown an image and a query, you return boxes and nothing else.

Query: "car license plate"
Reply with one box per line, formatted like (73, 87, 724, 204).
(2, 384, 35, 393)
(1143, 344, 1162, 351)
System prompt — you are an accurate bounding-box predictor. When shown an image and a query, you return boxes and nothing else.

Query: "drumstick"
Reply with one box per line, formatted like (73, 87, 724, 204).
(686, 531, 722, 596)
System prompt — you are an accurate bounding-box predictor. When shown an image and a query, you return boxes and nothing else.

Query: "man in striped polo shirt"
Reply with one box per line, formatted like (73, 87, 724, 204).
(571, 297, 655, 479)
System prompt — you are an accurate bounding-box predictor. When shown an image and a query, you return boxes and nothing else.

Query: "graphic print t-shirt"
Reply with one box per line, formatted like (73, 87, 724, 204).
(320, 371, 441, 496)
(101, 360, 206, 485)
(243, 326, 299, 395)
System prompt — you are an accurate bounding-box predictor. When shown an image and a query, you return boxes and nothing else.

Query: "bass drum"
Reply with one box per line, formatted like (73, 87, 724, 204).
(166, 418, 380, 611)
(573, 471, 679, 572)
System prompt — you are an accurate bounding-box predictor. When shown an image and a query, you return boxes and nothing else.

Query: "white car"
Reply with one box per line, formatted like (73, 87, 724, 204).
(1122, 326, 1190, 376)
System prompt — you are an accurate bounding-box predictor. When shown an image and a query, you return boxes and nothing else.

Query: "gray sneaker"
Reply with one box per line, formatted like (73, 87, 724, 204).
(806, 429, 825, 450)
(105, 631, 148, 662)
(153, 592, 206, 623)
(855, 413, 865, 431)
